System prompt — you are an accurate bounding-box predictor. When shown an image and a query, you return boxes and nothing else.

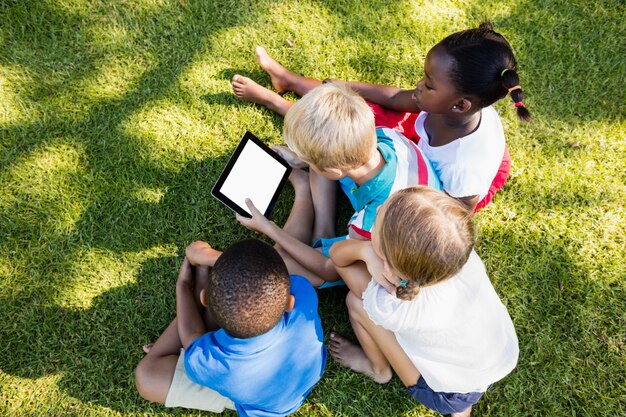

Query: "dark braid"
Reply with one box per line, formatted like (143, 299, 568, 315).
(501, 69, 531, 121)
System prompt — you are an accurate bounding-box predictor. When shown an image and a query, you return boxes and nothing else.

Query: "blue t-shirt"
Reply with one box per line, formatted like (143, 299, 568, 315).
(340, 127, 442, 238)
(184, 275, 327, 417)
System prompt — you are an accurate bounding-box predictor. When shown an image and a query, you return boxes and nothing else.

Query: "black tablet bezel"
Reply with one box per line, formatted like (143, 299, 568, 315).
(211, 131, 292, 218)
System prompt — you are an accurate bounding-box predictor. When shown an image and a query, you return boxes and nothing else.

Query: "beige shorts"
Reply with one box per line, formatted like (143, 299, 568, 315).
(165, 349, 236, 412)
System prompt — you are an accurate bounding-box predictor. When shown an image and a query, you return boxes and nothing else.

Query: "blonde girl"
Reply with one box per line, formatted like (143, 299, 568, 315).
(328, 186, 519, 416)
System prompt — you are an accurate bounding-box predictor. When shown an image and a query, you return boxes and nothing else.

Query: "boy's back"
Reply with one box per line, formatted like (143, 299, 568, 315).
(184, 274, 326, 416)
(341, 127, 442, 239)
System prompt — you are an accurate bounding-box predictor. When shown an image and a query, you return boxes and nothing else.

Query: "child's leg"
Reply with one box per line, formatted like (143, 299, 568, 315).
(135, 318, 182, 404)
(310, 171, 337, 242)
(330, 291, 420, 386)
(453, 407, 473, 417)
(256, 46, 419, 110)
(255, 46, 322, 96)
(232, 47, 323, 116)
(281, 168, 314, 244)
(272, 168, 328, 286)
(232, 75, 294, 117)
(329, 263, 421, 386)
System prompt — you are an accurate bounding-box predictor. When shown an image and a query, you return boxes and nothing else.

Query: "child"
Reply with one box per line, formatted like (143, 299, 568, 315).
(236, 82, 441, 287)
(327, 186, 519, 416)
(134, 239, 326, 416)
(232, 22, 530, 213)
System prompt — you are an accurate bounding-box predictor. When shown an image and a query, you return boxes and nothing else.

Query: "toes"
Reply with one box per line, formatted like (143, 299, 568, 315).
(232, 74, 241, 83)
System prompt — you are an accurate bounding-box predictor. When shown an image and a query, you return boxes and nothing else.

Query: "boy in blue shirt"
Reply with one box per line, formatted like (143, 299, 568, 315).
(135, 239, 326, 416)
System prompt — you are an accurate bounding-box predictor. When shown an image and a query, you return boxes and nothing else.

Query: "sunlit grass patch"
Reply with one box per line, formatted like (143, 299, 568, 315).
(59, 246, 177, 309)
(0, 65, 39, 126)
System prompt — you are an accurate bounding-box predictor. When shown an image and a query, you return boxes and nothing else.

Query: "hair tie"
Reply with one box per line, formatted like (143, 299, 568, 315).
(399, 279, 408, 288)
(508, 85, 522, 93)
(514, 102, 525, 108)
(500, 68, 510, 77)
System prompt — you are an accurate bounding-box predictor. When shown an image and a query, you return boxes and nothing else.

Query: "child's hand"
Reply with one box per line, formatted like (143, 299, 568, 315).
(362, 245, 399, 294)
(236, 199, 275, 235)
(177, 257, 194, 288)
(272, 145, 308, 169)
(186, 241, 220, 266)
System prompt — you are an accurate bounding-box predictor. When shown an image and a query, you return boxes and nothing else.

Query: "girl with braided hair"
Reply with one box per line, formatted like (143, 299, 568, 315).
(327, 186, 519, 417)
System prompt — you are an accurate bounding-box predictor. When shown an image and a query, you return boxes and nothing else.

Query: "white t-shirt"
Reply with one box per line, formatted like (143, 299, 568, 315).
(362, 250, 519, 393)
(415, 106, 506, 199)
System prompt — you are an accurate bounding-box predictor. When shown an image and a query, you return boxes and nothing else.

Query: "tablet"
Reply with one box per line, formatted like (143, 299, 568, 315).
(212, 131, 292, 218)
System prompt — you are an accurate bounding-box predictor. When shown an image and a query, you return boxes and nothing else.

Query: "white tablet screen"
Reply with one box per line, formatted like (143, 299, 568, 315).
(217, 139, 288, 215)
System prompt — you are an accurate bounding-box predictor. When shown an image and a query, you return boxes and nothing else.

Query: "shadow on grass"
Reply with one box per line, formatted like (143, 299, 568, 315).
(1, 0, 623, 415)
(467, 0, 625, 123)
(5, 218, 618, 415)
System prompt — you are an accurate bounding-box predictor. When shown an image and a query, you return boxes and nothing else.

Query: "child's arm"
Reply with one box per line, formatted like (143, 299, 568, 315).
(330, 239, 400, 295)
(175, 258, 206, 348)
(236, 199, 339, 281)
(328, 238, 370, 267)
(185, 240, 222, 267)
(331, 80, 420, 113)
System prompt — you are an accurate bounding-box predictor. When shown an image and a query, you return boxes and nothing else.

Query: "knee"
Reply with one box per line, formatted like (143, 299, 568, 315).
(345, 291, 365, 317)
(134, 359, 157, 402)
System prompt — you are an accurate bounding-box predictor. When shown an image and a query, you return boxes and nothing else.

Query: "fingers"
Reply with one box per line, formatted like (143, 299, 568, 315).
(245, 198, 263, 217)
(178, 257, 192, 280)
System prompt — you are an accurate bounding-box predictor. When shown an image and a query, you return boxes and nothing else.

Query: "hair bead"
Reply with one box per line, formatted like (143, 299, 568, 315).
(514, 102, 524, 107)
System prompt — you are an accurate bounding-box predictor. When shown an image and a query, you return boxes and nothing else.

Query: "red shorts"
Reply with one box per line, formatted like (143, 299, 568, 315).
(367, 102, 510, 212)
(368, 102, 421, 143)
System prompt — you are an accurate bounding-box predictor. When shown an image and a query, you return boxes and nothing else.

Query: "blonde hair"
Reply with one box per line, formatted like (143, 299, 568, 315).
(283, 82, 376, 171)
(378, 186, 475, 301)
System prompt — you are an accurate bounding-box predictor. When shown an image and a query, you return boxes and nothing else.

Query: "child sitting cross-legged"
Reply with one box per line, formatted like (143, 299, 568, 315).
(236, 82, 441, 288)
(134, 239, 326, 416)
(327, 186, 519, 416)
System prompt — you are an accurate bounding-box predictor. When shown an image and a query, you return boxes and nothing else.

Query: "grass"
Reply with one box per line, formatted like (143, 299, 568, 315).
(0, 0, 624, 416)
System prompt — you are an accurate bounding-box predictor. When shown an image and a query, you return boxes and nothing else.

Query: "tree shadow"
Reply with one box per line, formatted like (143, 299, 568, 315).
(466, 0, 625, 123)
(2, 0, 623, 415)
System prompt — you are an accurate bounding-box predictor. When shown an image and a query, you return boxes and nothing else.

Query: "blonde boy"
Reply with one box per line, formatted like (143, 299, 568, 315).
(237, 82, 441, 287)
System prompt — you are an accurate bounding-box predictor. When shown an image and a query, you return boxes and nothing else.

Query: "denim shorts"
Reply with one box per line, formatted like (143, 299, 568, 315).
(407, 376, 485, 414)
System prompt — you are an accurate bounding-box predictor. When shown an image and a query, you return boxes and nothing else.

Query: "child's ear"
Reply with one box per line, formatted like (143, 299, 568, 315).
(321, 167, 344, 179)
(451, 98, 472, 113)
(200, 289, 209, 307)
(285, 295, 295, 312)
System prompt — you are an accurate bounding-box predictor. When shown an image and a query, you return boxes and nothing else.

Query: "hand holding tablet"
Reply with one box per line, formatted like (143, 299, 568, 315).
(212, 131, 292, 218)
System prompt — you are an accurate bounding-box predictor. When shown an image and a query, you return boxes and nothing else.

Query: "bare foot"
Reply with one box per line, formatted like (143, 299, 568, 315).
(256, 46, 292, 93)
(142, 343, 154, 354)
(328, 332, 392, 384)
(232, 74, 279, 106)
(231, 74, 293, 116)
(272, 145, 308, 168)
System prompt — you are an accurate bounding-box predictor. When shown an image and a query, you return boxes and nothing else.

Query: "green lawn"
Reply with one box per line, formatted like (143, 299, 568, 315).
(1, 0, 624, 416)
